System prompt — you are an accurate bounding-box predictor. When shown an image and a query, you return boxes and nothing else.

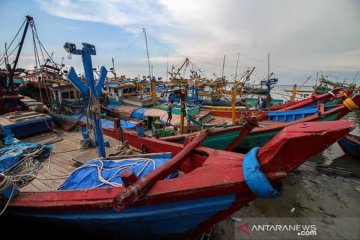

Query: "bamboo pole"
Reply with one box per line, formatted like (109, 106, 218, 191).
(113, 131, 208, 211)
(231, 87, 236, 125)
(180, 90, 186, 134)
(151, 81, 157, 105)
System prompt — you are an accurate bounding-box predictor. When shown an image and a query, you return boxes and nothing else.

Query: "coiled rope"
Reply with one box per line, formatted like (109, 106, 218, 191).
(0, 174, 15, 216)
(58, 158, 156, 190)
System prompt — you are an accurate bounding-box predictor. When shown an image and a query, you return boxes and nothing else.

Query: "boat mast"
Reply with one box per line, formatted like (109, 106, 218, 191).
(221, 55, 226, 80)
(267, 52, 270, 81)
(9, 15, 33, 88)
(166, 55, 169, 82)
(234, 52, 240, 80)
(142, 28, 151, 78)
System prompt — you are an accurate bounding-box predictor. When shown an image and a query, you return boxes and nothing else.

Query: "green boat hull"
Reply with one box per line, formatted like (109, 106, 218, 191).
(174, 111, 341, 150)
(175, 128, 278, 151)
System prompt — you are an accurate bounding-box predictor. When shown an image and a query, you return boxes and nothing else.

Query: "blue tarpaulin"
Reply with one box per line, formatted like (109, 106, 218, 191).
(130, 108, 147, 120)
(79, 117, 137, 130)
(0, 142, 51, 173)
(59, 153, 177, 190)
(106, 103, 121, 110)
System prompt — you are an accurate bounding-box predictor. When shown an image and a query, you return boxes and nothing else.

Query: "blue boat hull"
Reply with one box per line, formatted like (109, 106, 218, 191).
(6, 194, 235, 239)
(267, 106, 333, 122)
(0, 117, 53, 139)
(338, 136, 360, 158)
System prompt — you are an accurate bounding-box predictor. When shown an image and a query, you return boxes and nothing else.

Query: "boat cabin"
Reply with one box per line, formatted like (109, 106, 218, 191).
(48, 84, 81, 113)
(103, 82, 153, 107)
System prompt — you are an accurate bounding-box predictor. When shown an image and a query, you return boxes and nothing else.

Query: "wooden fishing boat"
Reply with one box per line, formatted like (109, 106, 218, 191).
(3, 43, 355, 239)
(103, 81, 153, 107)
(0, 111, 53, 143)
(270, 88, 341, 110)
(338, 134, 360, 158)
(1, 120, 354, 239)
(266, 105, 334, 122)
(209, 108, 268, 121)
(155, 95, 360, 150)
(48, 112, 83, 131)
(97, 95, 359, 151)
(247, 97, 283, 106)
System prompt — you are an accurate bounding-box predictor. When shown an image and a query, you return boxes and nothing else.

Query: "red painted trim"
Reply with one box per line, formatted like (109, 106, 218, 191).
(271, 88, 341, 111)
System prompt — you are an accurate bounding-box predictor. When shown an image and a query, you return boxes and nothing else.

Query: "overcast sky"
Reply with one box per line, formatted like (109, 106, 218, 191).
(1, 0, 359, 85)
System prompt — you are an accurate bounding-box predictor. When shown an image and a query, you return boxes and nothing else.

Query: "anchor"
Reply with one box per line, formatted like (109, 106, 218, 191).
(64, 42, 108, 158)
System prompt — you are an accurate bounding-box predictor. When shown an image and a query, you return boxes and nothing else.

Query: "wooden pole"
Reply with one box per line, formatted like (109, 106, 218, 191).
(113, 131, 208, 211)
(235, 52, 239, 80)
(226, 116, 258, 151)
(180, 89, 186, 134)
(143, 28, 151, 77)
(9, 16, 33, 88)
(221, 55, 226, 80)
(267, 52, 270, 80)
(166, 55, 169, 82)
(231, 87, 236, 125)
(290, 84, 297, 103)
(151, 81, 156, 105)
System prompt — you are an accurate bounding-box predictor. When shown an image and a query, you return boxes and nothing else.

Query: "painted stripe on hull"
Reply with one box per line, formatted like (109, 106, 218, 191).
(338, 138, 360, 158)
(201, 129, 242, 150)
(7, 194, 235, 238)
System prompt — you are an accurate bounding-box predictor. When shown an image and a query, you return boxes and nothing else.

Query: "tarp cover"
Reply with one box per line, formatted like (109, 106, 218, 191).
(0, 142, 51, 173)
(130, 108, 147, 120)
(80, 117, 136, 130)
(105, 103, 121, 110)
(59, 153, 177, 190)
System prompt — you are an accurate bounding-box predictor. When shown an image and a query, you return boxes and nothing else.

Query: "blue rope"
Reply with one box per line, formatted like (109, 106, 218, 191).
(242, 147, 282, 198)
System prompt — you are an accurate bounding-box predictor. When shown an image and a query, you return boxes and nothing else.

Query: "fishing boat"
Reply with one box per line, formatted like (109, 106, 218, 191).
(338, 134, 360, 158)
(0, 111, 53, 143)
(98, 94, 360, 151)
(0, 16, 54, 142)
(0, 16, 34, 115)
(266, 105, 334, 122)
(0, 119, 353, 239)
(155, 95, 360, 150)
(2, 43, 356, 239)
(270, 88, 341, 110)
(103, 81, 153, 107)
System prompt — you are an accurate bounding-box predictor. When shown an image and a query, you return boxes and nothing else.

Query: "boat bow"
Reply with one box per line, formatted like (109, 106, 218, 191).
(257, 120, 355, 175)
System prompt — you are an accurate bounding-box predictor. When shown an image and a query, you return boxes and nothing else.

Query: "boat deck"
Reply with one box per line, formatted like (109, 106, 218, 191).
(20, 129, 123, 192)
(0, 111, 50, 126)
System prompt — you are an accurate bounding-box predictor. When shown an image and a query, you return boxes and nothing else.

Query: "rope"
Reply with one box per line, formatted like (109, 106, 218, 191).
(0, 175, 14, 216)
(2, 145, 51, 188)
(58, 158, 157, 190)
(0, 43, 21, 66)
(30, 21, 57, 64)
(0, 19, 26, 65)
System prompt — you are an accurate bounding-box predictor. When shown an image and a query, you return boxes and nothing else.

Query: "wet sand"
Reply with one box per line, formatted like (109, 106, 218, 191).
(211, 112, 360, 240)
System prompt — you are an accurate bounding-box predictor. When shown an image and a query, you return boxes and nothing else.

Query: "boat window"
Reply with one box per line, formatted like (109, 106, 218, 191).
(114, 89, 119, 94)
(188, 90, 193, 97)
(69, 91, 74, 99)
(61, 92, 69, 99)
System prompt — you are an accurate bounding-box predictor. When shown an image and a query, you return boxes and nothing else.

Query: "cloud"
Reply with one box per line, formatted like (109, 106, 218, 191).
(36, 0, 171, 30)
(36, 0, 360, 84)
